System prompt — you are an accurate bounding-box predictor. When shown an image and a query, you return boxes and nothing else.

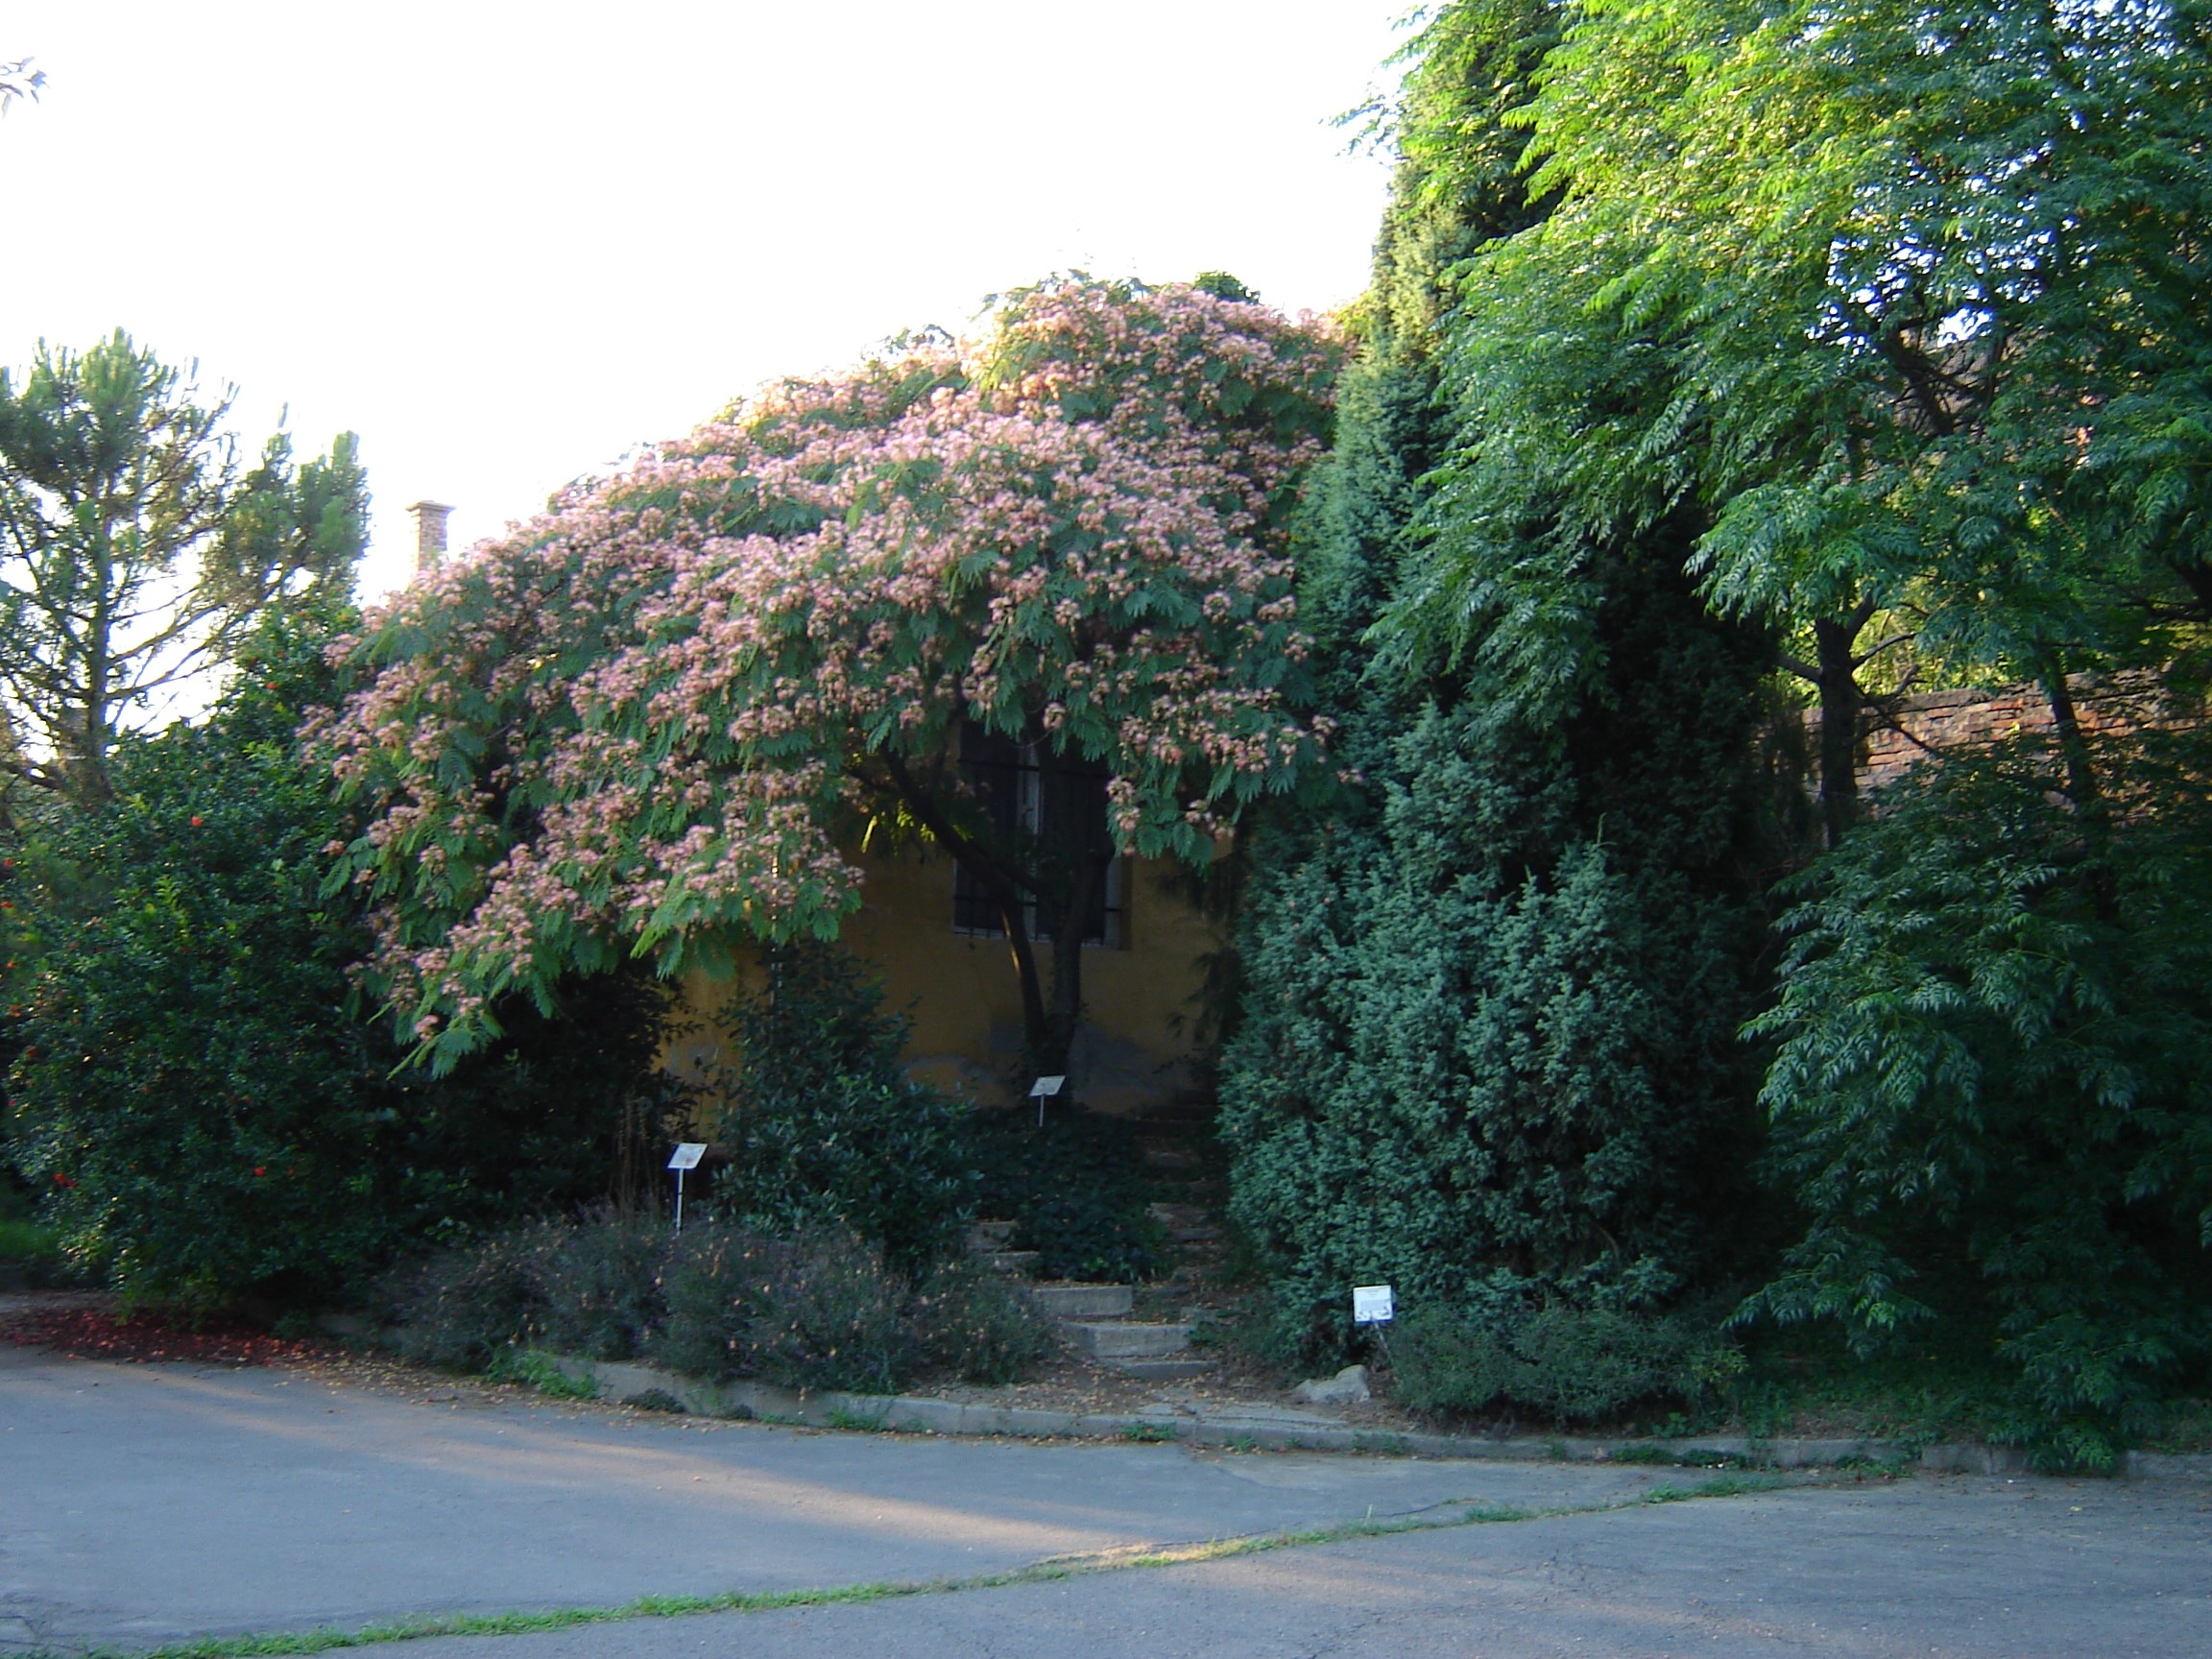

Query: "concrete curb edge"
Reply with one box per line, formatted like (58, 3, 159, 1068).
(536, 1355, 2212, 1480)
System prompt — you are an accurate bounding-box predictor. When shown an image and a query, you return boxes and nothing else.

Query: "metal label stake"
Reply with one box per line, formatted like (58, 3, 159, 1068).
(667, 1142, 707, 1231)
(1028, 1074, 1065, 1127)
(1353, 1283, 1396, 1367)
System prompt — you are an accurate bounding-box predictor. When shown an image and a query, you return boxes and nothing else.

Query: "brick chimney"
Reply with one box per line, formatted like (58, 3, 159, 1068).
(407, 500, 455, 575)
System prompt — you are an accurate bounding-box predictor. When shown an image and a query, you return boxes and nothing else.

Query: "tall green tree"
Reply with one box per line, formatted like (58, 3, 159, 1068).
(1398, 0, 2212, 1443)
(1221, 0, 1778, 1365)
(1392, 0, 2212, 841)
(0, 331, 367, 805)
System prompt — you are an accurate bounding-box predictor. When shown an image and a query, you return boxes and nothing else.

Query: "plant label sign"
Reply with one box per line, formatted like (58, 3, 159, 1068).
(666, 1142, 708, 1171)
(1352, 1285, 1395, 1325)
(1028, 1075, 1066, 1098)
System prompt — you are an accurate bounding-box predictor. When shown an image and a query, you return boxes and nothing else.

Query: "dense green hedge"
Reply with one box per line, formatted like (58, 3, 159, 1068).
(1, 613, 689, 1310)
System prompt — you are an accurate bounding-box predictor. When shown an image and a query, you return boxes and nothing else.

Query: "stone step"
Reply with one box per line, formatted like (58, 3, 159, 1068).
(984, 1250, 1040, 1276)
(968, 1219, 1018, 1247)
(1101, 1357, 1217, 1382)
(1141, 1145, 1202, 1170)
(1064, 1320, 1193, 1360)
(1026, 1282, 1135, 1319)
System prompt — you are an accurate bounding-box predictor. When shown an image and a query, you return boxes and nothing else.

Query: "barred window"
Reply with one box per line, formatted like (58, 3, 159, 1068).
(950, 721, 1122, 947)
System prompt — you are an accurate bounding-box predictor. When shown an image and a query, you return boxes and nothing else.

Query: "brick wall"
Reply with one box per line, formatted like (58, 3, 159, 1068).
(1807, 671, 2188, 791)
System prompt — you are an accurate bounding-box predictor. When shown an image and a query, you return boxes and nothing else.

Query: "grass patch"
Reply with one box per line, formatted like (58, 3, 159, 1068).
(483, 1350, 598, 1402)
(1118, 1422, 1179, 1443)
(1644, 1474, 1790, 1503)
(37, 1470, 1815, 1659)
(825, 1407, 890, 1433)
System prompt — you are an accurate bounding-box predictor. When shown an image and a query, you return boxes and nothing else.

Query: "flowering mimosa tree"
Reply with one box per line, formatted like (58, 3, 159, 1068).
(318, 279, 1341, 1072)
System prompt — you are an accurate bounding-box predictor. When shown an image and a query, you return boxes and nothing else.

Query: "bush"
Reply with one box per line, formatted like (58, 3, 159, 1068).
(1392, 1301, 1742, 1426)
(384, 1224, 562, 1371)
(911, 1258, 1055, 1384)
(655, 1222, 916, 1393)
(969, 1109, 1165, 1283)
(1221, 564, 1775, 1373)
(708, 944, 974, 1275)
(385, 1215, 669, 1368)
(387, 1216, 1058, 1394)
(532, 1217, 667, 1360)
(1743, 730, 2212, 1457)
(1, 611, 695, 1311)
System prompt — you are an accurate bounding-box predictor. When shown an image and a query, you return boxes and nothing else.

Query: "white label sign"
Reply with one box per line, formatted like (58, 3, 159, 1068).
(666, 1142, 708, 1171)
(1028, 1075, 1066, 1098)
(1352, 1285, 1395, 1325)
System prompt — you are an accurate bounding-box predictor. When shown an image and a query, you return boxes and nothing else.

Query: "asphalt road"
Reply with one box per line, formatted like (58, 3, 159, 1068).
(3, 1336, 2207, 1657)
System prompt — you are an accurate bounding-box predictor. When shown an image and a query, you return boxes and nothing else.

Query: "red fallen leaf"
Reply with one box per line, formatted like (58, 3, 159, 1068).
(0, 1308, 337, 1368)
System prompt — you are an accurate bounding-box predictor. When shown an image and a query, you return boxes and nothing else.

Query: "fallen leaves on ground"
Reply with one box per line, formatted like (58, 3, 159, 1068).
(0, 1304, 336, 1367)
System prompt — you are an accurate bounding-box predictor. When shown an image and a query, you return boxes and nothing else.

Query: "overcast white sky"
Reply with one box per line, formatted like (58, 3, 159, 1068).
(0, 1, 1407, 598)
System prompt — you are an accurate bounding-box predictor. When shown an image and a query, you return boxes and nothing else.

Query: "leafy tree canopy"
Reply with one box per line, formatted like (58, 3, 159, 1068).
(321, 279, 1342, 1068)
(1390, 0, 2212, 839)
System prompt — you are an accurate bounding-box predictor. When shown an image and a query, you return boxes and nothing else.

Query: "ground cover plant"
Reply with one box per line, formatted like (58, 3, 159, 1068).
(968, 1107, 1166, 1284)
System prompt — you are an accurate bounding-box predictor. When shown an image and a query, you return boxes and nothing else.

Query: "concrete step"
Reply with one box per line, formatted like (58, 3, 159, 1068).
(1101, 1356, 1217, 1382)
(983, 1250, 1040, 1276)
(1027, 1283, 1134, 1319)
(968, 1219, 1018, 1247)
(1064, 1320, 1193, 1360)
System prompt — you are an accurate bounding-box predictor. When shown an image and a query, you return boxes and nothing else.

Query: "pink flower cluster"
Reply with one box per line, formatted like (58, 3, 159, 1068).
(315, 279, 1344, 1057)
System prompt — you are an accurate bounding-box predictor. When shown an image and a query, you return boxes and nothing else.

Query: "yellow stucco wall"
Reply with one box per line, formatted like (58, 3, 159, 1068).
(670, 845, 1218, 1117)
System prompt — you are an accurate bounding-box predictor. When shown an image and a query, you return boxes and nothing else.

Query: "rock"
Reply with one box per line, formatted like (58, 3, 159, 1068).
(1289, 1364, 1371, 1406)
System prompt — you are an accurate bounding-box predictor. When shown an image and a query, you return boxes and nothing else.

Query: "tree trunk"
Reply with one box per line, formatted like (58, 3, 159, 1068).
(2038, 656, 2103, 813)
(880, 750, 1055, 1070)
(1038, 847, 1113, 1082)
(2037, 654, 2119, 925)
(1814, 615, 1864, 851)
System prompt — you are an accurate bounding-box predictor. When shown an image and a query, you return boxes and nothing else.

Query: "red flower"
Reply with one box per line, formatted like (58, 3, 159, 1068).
(52, 1172, 75, 1189)
(252, 1166, 266, 1177)
(189, 816, 204, 828)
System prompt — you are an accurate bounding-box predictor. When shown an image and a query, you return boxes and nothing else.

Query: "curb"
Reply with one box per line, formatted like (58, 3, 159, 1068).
(535, 1355, 2212, 1480)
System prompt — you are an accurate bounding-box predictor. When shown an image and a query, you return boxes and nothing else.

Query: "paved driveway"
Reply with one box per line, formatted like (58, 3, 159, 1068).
(2, 1337, 2206, 1657)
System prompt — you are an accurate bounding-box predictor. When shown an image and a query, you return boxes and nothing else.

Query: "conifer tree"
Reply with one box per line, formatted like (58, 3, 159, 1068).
(1221, 0, 1777, 1361)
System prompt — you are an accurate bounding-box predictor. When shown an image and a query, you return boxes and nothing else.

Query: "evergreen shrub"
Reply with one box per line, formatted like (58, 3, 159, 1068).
(1, 613, 691, 1311)
(652, 1222, 914, 1393)
(1224, 567, 1773, 1372)
(1392, 1301, 1743, 1425)
(707, 944, 974, 1275)
(384, 1223, 563, 1371)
